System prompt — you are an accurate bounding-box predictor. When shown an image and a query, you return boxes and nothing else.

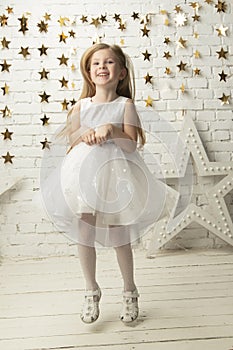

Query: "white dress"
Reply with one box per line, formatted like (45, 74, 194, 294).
(41, 96, 179, 247)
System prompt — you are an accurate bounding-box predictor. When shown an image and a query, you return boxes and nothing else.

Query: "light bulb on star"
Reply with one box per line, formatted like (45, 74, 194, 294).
(174, 12, 187, 26)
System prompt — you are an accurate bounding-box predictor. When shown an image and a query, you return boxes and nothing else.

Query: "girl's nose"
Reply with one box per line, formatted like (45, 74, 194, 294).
(99, 62, 106, 69)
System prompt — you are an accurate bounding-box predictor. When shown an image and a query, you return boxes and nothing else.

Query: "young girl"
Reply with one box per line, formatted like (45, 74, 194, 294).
(42, 43, 177, 324)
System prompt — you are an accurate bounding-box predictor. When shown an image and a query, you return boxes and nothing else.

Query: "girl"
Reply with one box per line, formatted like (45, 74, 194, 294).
(42, 43, 177, 324)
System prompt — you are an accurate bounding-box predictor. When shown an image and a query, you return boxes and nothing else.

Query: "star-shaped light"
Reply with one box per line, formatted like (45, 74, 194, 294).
(37, 20, 48, 33)
(91, 17, 101, 27)
(1, 128, 13, 140)
(144, 73, 153, 84)
(164, 18, 170, 26)
(58, 16, 69, 26)
(2, 151, 14, 164)
(70, 98, 77, 106)
(6, 6, 13, 14)
(38, 44, 48, 56)
(1, 105, 12, 118)
(177, 37, 187, 48)
(164, 37, 170, 44)
(194, 67, 201, 75)
(163, 51, 172, 59)
(193, 32, 199, 39)
(177, 61, 187, 71)
(165, 67, 171, 75)
(39, 91, 50, 103)
(120, 38, 125, 46)
(174, 5, 182, 13)
(71, 63, 76, 71)
(0, 59, 11, 72)
(180, 83, 186, 93)
(160, 10, 167, 15)
(39, 68, 49, 80)
(131, 12, 140, 20)
(1, 37, 10, 49)
(19, 47, 30, 58)
(215, 1, 227, 13)
(59, 76, 68, 88)
(41, 138, 51, 150)
(194, 49, 200, 58)
(40, 114, 50, 125)
(18, 15, 28, 34)
(100, 15, 107, 23)
(174, 13, 187, 26)
(1, 83, 9, 95)
(205, 0, 213, 3)
(113, 14, 121, 22)
(218, 93, 230, 105)
(69, 30, 75, 38)
(148, 116, 233, 253)
(142, 50, 151, 61)
(80, 15, 88, 23)
(59, 32, 68, 43)
(61, 99, 69, 110)
(218, 70, 227, 82)
(141, 25, 150, 37)
(118, 21, 126, 31)
(145, 96, 153, 107)
(57, 54, 69, 66)
(192, 14, 200, 21)
(216, 47, 228, 59)
(216, 25, 228, 37)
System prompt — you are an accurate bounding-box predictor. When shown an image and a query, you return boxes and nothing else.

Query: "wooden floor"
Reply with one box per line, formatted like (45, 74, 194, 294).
(1, 248, 233, 350)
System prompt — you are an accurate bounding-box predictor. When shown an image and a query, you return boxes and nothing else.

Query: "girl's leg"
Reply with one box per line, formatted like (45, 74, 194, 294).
(78, 214, 99, 291)
(114, 243, 137, 292)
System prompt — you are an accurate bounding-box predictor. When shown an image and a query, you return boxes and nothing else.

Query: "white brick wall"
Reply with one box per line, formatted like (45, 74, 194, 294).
(0, 0, 233, 258)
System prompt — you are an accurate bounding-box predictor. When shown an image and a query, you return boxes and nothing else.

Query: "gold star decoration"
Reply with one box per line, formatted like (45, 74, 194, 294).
(219, 70, 227, 82)
(0, 14, 8, 26)
(215, 1, 227, 13)
(6, 6, 14, 14)
(58, 16, 69, 26)
(205, 0, 213, 3)
(59, 76, 68, 88)
(1, 128, 13, 140)
(216, 47, 228, 59)
(177, 37, 187, 48)
(1, 105, 12, 118)
(145, 96, 153, 107)
(216, 25, 228, 37)
(80, 15, 88, 23)
(164, 18, 170, 26)
(180, 83, 186, 93)
(131, 12, 140, 20)
(194, 67, 201, 75)
(165, 67, 171, 75)
(40, 138, 51, 150)
(1, 37, 10, 49)
(193, 32, 199, 39)
(37, 20, 48, 33)
(40, 114, 50, 125)
(174, 13, 187, 26)
(144, 73, 153, 84)
(1, 82, 9, 95)
(192, 14, 200, 21)
(69, 30, 75, 38)
(57, 54, 69, 65)
(163, 51, 172, 59)
(218, 93, 230, 105)
(194, 49, 200, 58)
(18, 15, 28, 34)
(190, 2, 201, 10)
(19, 47, 30, 58)
(0, 59, 11, 72)
(120, 38, 125, 46)
(118, 21, 126, 31)
(113, 14, 121, 22)
(39, 68, 49, 80)
(71, 82, 75, 89)
(142, 50, 151, 61)
(39, 91, 50, 103)
(140, 14, 149, 25)
(174, 5, 182, 12)
(2, 151, 14, 164)
(70, 98, 77, 106)
(44, 13, 51, 21)
(91, 17, 101, 27)
(59, 32, 68, 43)
(61, 99, 69, 110)
(38, 44, 48, 56)
(100, 14, 107, 23)
(160, 10, 167, 15)
(71, 63, 76, 71)
(164, 37, 170, 44)
(177, 61, 187, 71)
(141, 25, 150, 37)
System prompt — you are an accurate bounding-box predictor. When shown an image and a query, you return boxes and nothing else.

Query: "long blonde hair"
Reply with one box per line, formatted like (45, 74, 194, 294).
(59, 43, 145, 146)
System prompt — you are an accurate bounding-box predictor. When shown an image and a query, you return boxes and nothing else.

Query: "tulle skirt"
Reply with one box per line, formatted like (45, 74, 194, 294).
(41, 141, 179, 247)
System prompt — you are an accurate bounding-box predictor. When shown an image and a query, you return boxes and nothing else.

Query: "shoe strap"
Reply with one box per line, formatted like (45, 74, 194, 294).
(123, 289, 139, 298)
(85, 288, 101, 298)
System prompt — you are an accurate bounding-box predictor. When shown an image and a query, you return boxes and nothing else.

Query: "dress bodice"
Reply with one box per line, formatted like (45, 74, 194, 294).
(80, 96, 128, 129)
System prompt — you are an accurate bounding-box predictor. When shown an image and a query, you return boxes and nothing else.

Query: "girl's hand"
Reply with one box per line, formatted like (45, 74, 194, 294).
(95, 124, 114, 144)
(81, 128, 96, 145)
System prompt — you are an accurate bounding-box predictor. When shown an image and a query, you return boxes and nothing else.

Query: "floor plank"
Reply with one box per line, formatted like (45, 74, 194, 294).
(0, 248, 233, 350)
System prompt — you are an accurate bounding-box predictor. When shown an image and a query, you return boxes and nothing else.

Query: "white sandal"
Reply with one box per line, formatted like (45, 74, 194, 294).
(80, 288, 101, 323)
(120, 289, 139, 323)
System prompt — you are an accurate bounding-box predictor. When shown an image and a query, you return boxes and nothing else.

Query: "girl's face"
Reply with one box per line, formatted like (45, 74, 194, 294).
(89, 48, 126, 90)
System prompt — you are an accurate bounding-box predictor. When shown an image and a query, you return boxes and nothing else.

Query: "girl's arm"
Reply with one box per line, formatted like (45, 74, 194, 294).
(95, 99, 138, 153)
